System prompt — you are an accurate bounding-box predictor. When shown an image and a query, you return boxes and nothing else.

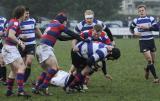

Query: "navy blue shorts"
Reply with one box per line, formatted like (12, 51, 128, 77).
(71, 49, 87, 72)
(18, 44, 36, 57)
(139, 39, 156, 53)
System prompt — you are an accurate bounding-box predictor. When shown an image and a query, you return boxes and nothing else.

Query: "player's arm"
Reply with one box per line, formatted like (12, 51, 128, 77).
(57, 34, 74, 41)
(101, 60, 112, 80)
(103, 25, 116, 46)
(149, 23, 160, 31)
(129, 21, 136, 34)
(100, 33, 112, 45)
(104, 26, 113, 41)
(8, 29, 25, 49)
(35, 26, 42, 38)
(101, 60, 107, 75)
(64, 29, 87, 42)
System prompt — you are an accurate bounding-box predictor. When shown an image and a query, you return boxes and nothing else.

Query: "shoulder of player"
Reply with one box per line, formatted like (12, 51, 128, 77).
(0, 16, 7, 21)
(27, 17, 36, 22)
(9, 18, 19, 26)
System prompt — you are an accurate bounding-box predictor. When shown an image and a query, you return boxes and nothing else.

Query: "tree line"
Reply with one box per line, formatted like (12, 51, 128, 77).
(0, 0, 122, 20)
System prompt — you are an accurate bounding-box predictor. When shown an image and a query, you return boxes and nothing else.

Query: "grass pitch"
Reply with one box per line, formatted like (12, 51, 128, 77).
(1, 39, 160, 101)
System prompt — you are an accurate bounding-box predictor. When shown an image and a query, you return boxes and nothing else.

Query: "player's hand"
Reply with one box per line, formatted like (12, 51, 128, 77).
(138, 25, 150, 30)
(134, 32, 141, 37)
(18, 39, 25, 50)
(73, 46, 79, 52)
(20, 36, 28, 41)
(105, 74, 112, 81)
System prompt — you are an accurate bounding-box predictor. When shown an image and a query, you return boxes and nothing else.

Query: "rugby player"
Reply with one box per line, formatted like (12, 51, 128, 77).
(129, 5, 159, 83)
(32, 12, 85, 95)
(2, 5, 30, 97)
(65, 41, 120, 93)
(18, 7, 42, 83)
(0, 16, 7, 85)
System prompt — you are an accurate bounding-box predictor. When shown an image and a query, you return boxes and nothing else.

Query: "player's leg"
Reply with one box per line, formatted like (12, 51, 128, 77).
(64, 51, 84, 90)
(12, 58, 31, 97)
(6, 66, 16, 96)
(139, 40, 150, 79)
(39, 55, 58, 88)
(24, 54, 34, 82)
(0, 43, 7, 85)
(37, 56, 58, 95)
(24, 44, 35, 83)
(143, 51, 158, 81)
(150, 39, 159, 83)
(0, 53, 7, 85)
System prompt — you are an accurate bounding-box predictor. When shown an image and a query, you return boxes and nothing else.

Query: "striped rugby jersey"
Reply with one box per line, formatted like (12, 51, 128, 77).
(76, 41, 108, 62)
(0, 16, 7, 43)
(130, 16, 156, 40)
(19, 18, 36, 45)
(74, 19, 106, 34)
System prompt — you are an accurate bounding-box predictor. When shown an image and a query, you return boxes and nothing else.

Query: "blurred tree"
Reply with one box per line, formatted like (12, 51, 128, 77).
(0, 0, 122, 20)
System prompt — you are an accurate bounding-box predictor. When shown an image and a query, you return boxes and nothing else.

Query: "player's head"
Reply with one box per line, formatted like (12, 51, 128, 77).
(137, 5, 147, 17)
(55, 12, 67, 25)
(12, 5, 26, 20)
(107, 47, 121, 60)
(92, 24, 102, 38)
(84, 10, 94, 24)
(25, 7, 30, 20)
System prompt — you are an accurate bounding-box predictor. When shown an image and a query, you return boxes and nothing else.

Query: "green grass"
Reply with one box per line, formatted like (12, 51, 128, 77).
(1, 39, 160, 101)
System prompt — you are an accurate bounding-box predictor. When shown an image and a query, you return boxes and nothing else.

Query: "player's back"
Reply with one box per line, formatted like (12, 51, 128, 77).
(40, 20, 66, 47)
(76, 41, 108, 59)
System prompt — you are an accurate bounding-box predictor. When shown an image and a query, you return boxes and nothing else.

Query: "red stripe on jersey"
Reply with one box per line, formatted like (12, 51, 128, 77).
(105, 38, 111, 44)
(88, 30, 92, 37)
(80, 32, 84, 38)
(50, 27, 61, 33)
(59, 24, 65, 31)
(42, 34, 56, 43)
(100, 31, 106, 37)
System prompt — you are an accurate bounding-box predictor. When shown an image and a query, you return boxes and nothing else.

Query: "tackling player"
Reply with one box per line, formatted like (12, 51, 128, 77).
(33, 12, 85, 95)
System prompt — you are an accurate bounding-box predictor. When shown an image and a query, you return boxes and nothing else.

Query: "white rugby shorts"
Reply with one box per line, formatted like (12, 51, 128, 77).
(36, 44, 57, 63)
(2, 45, 22, 64)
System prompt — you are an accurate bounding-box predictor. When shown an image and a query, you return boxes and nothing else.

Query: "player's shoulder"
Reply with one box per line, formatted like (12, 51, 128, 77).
(27, 17, 36, 22)
(9, 18, 19, 26)
(0, 16, 7, 21)
(147, 16, 155, 21)
(78, 20, 85, 26)
(132, 17, 139, 23)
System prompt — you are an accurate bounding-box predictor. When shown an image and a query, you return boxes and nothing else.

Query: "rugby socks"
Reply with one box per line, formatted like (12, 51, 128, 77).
(40, 68, 57, 89)
(74, 73, 85, 85)
(16, 73, 25, 92)
(84, 75, 90, 85)
(24, 68, 31, 82)
(65, 74, 75, 87)
(148, 64, 158, 79)
(146, 64, 150, 73)
(7, 78, 15, 91)
(35, 72, 46, 89)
